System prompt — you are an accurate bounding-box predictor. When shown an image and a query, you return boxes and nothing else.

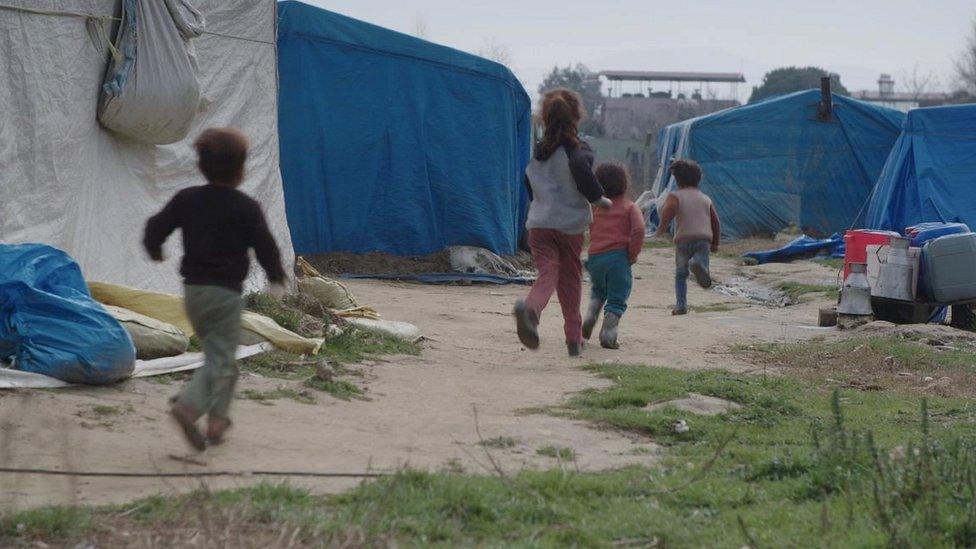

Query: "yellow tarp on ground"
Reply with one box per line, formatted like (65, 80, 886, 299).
(88, 282, 323, 355)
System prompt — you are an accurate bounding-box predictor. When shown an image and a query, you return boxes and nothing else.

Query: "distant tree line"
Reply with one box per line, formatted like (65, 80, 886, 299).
(748, 67, 848, 103)
(538, 63, 605, 136)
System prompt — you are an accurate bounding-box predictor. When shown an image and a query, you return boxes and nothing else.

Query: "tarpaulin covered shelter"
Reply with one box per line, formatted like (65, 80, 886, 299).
(652, 90, 904, 239)
(865, 104, 976, 232)
(0, 1, 294, 294)
(276, 1, 532, 257)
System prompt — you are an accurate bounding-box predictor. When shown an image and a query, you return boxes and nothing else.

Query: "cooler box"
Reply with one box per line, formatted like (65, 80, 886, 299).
(844, 230, 898, 279)
(922, 233, 976, 302)
(906, 222, 970, 247)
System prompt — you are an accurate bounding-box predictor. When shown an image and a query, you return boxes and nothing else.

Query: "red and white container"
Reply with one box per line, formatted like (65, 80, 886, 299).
(843, 230, 899, 280)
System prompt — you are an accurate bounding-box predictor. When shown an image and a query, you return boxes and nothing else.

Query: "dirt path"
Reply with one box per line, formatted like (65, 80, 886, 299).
(0, 249, 839, 510)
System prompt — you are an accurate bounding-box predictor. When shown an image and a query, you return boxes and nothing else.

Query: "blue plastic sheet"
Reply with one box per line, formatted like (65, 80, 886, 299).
(340, 273, 533, 285)
(653, 90, 904, 240)
(0, 244, 135, 384)
(743, 233, 845, 264)
(277, 1, 532, 257)
(866, 104, 976, 232)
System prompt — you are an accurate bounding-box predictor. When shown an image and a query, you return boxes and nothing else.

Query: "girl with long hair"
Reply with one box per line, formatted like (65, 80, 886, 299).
(513, 88, 611, 356)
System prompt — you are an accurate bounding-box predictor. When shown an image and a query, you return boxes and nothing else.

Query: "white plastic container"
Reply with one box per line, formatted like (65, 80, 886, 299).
(923, 233, 976, 303)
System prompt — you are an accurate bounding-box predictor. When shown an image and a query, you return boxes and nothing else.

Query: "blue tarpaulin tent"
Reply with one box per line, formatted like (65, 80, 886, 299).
(276, 1, 532, 257)
(865, 104, 976, 232)
(652, 90, 904, 240)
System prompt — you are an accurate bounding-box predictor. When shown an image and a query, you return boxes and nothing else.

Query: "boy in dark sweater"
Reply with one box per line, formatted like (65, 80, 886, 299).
(143, 127, 286, 451)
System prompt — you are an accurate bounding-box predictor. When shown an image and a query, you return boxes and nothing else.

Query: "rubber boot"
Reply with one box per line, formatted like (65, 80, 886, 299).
(513, 299, 540, 350)
(567, 341, 582, 357)
(581, 298, 604, 340)
(599, 312, 621, 349)
(689, 259, 712, 289)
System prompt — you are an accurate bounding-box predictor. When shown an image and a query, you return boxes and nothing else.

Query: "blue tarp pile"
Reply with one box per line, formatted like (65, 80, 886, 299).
(0, 244, 135, 385)
(277, 1, 532, 258)
(653, 90, 904, 240)
(743, 234, 845, 265)
(865, 104, 976, 232)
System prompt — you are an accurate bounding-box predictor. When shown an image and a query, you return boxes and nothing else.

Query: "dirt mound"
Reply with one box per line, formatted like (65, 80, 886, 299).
(300, 250, 454, 276)
(299, 249, 535, 277)
(852, 321, 976, 348)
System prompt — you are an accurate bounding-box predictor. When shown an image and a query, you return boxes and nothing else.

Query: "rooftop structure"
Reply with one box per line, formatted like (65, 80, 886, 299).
(598, 70, 746, 83)
(852, 74, 951, 113)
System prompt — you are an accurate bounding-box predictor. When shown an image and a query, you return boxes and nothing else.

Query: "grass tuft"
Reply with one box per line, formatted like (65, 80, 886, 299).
(777, 281, 839, 303)
(536, 445, 575, 460)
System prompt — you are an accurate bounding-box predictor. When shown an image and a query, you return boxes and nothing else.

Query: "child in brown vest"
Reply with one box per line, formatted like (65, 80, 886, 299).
(655, 159, 721, 315)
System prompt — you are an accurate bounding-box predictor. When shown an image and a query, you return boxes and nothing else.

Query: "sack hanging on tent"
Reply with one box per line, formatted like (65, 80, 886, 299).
(98, 0, 205, 144)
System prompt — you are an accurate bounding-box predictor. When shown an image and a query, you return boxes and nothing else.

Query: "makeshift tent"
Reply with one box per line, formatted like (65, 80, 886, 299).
(276, 1, 532, 257)
(865, 104, 976, 232)
(652, 90, 904, 240)
(0, 1, 294, 294)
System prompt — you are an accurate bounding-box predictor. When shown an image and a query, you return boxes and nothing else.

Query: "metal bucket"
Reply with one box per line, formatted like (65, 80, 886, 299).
(874, 237, 914, 301)
(838, 263, 873, 315)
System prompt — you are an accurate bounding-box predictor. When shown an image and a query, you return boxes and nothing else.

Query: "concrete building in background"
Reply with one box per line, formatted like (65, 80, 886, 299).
(595, 71, 745, 140)
(587, 70, 745, 192)
(852, 74, 950, 113)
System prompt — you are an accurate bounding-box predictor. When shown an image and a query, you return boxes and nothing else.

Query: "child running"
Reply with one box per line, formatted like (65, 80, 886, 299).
(143, 127, 286, 451)
(655, 159, 721, 315)
(582, 163, 646, 349)
(513, 88, 611, 356)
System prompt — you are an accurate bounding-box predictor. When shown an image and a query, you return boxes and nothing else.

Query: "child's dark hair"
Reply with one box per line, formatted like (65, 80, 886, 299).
(670, 159, 702, 188)
(194, 127, 249, 186)
(594, 162, 629, 199)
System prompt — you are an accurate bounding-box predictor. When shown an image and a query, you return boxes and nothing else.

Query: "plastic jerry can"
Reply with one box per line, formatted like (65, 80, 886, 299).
(906, 222, 970, 248)
(922, 233, 976, 303)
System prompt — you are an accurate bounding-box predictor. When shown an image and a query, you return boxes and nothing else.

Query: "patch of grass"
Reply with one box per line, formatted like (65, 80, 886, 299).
(243, 292, 305, 334)
(777, 281, 839, 303)
(239, 349, 311, 379)
(815, 257, 845, 271)
(643, 239, 672, 250)
(238, 387, 315, 405)
(478, 436, 517, 449)
(0, 506, 94, 540)
(319, 328, 421, 365)
(303, 377, 366, 401)
(738, 335, 976, 399)
(536, 445, 575, 460)
(187, 335, 201, 352)
(147, 371, 190, 385)
(91, 405, 120, 417)
(9, 367, 976, 547)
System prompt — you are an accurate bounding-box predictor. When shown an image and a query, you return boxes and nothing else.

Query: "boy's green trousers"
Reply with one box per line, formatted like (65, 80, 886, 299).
(177, 284, 242, 420)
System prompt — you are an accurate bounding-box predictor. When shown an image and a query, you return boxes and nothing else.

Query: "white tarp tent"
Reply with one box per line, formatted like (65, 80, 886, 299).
(0, 0, 295, 294)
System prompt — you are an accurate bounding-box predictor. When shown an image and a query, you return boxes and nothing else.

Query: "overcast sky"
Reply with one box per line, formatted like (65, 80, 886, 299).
(303, 0, 974, 101)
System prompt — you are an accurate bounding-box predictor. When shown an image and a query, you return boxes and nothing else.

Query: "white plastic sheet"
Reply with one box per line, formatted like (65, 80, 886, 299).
(0, 1, 294, 295)
(0, 343, 272, 389)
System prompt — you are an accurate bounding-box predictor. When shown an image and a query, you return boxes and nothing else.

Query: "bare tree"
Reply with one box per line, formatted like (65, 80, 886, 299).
(413, 16, 429, 40)
(478, 38, 512, 67)
(899, 64, 940, 100)
(956, 16, 976, 94)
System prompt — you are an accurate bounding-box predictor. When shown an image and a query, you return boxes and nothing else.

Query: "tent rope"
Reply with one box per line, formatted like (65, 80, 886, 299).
(0, 3, 274, 46)
(0, 466, 388, 479)
(0, 2, 119, 21)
